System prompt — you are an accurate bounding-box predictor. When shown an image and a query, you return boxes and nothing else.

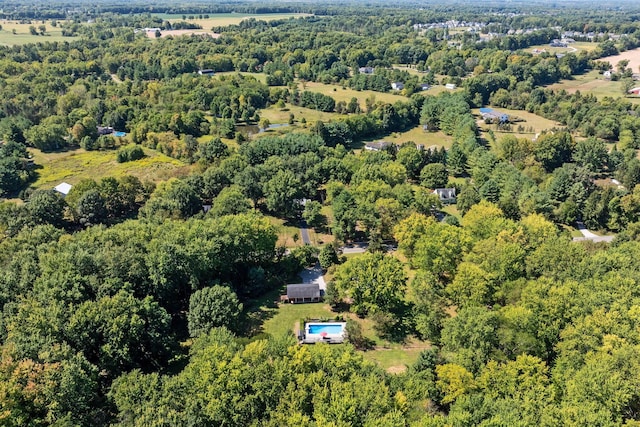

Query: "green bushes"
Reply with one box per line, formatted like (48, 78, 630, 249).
(116, 144, 145, 163)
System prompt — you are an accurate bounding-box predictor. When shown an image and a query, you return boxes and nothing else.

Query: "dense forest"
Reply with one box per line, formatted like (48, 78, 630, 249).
(3, 0, 640, 425)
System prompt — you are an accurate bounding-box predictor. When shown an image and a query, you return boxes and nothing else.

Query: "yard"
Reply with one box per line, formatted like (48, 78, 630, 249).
(475, 107, 563, 141)
(29, 147, 188, 189)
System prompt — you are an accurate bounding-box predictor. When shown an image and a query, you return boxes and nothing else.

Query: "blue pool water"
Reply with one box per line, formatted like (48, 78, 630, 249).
(113, 131, 126, 137)
(308, 324, 344, 335)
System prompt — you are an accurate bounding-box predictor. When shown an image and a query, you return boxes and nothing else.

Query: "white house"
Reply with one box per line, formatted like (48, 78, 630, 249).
(391, 82, 404, 90)
(433, 188, 456, 204)
(445, 83, 457, 90)
(364, 141, 393, 152)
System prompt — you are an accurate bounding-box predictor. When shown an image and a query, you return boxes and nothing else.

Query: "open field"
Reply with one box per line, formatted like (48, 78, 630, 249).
(152, 13, 313, 28)
(372, 125, 454, 149)
(145, 29, 219, 39)
(546, 69, 625, 99)
(214, 71, 268, 84)
(601, 47, 640, 75)
(260, 103, 346, 125)
(30, 147, 188, 189)
(527, 41, 597, 55)
(0, 21, 76, 46)
(301, 81, 408, 109)
(475, 107, 563, 140)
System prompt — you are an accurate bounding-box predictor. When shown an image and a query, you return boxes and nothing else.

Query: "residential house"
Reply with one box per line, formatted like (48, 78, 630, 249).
(198, 69, 215, 76)
(391, 82, 404, 90)
(628, 87, 640, 95)
(419, 83, 431, 91)
(445, 83, 457, 90)
(364, 141, 393, 152)
(358, 66, 374, 74)
(282, 283, 321, 304)
(433, 188, 457, 204)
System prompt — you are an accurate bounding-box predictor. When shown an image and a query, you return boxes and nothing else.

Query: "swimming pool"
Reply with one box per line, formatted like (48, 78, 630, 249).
(308, 324, 344, 335)
(302, 322, 347, 344)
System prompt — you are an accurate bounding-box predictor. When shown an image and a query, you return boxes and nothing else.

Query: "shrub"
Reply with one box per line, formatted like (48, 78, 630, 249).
(116, 144, 145, 163)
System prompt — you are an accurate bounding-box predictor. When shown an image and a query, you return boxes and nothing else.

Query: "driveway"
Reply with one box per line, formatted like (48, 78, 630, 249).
(573, 221, 615, 243)
(299, 220, 311, 245)
(299, 262, 326, 291)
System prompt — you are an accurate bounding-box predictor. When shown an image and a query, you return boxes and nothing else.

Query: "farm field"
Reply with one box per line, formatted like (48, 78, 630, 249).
(545, 69, 626, 99)
(601, 47, 640, 75)
(0, 20, 76, 46)
(29, 147, 188, 189)
(152, 13, 313, 28)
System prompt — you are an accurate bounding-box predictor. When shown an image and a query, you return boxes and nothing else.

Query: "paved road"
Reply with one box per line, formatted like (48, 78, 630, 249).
(299, 220, 311, 245)
(573, 221, 615, 243)
(299, 262, 326, 291)
(340, 242, 368, 254)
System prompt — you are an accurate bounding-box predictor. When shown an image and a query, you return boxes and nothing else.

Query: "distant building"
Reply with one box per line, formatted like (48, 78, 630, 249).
(54, 182, 73, 197)
(433, 188, 456, 204)
(391, 82, 404, 90)
(628, 87, 640, 95)
(198, 69, 215, 76)
(358, 66, 374, 74)
(419, 83, 431, 91)
(603, 70, 612, 80)
(445, 83, 457, 90)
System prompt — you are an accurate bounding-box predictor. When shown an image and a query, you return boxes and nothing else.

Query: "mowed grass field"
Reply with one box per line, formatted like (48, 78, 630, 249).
(601, 47, 640, 76)
(30, 147, 188, 189)
(152, 13, 313, 28)
(301, 82, 408, 109)
(0, 21, 76, 46)
(369, 125, 454, 149)
(475, 107, 564, 140)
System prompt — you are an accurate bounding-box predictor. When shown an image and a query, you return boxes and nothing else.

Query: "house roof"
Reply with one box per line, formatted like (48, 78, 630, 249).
(433, 188, 456, 199)
(54, 182, 73, 196)
(364, 141, 392, 151)
(287, 283, 320, 299)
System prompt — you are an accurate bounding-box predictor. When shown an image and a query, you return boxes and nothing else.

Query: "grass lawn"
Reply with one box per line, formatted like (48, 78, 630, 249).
(475, 107, 563, 141)
(363, 346, 426, 372)
(0, 21, 76, 46)
(441, 204, 461, 220)
(377, 125, 454, 149)
(30, 147, 188, 189)
(151, 13, 312, 28)
(213, 71, 268, 84)
(266, 216, 303, 248)
(301, 82, 408, 110)
(260, 103, 345, 125)
(262, 301, 337, 338)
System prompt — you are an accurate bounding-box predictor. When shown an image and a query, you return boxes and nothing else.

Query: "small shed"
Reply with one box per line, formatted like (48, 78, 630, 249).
(54, 182, 73, 197)
(433, 188, 456, 204)
(283, 283, 321, 304)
